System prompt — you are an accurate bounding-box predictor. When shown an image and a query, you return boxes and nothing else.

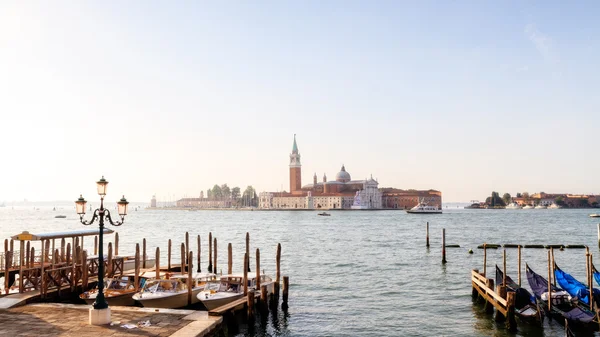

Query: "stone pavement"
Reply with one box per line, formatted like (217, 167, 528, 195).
(0, 303, 222, 337)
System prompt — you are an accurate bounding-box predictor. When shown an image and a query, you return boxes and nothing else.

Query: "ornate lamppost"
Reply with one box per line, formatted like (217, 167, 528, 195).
(75, 176, 128, 324)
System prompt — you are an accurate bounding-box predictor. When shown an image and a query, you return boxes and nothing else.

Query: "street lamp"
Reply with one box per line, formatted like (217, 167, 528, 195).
(75, 176, 128, 315)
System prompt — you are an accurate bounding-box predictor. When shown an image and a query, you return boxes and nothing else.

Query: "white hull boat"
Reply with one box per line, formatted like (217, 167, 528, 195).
(198, 274, 274, 310)
(534, 205, 547, 209)
(132, 273, 216, 309)
(505, 202, 522, 210)
(406, 199, 442, 214)
(523, 205, 534, 209)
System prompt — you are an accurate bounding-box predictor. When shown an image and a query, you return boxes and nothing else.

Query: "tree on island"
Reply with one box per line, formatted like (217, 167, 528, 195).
(522, 192, 530, 204)
(578, 198, 590, 208)
(502, 193, 512, 205)
(486, 191, 506, 207)
(555, 196, 566, 207)
(211, 184, 223, 200)
(231, 187, 241, 205)
(516, 192, 522, 198)
(242, 186, 257, 207)
(221, 184, 231, 200)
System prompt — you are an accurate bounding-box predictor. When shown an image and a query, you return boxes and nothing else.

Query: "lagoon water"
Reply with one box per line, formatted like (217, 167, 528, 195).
(2, 204, 600, 337)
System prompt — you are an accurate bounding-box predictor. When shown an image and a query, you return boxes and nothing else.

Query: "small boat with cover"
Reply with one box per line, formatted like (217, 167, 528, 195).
(526, 264, 596, 329)
(495, 265, 544, 326)
(554, 263, 600, 307)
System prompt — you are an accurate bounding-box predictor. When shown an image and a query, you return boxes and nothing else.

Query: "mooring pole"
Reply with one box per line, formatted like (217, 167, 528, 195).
(597, 224, 600, 248)
(517, 245, 522, 286)
(590, 254, 594, 311)
(208, 232, 212, 273)
(483, 243, 487, 277)
(426, 222, 430, 248)
(547, 250, 552, 312)
(197, 235, 201, 273)
(502, 249, 506, 286)
(441, 228, 446, 264)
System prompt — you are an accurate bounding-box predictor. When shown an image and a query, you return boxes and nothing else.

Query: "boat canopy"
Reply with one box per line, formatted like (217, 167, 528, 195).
(11, 228, 114, 241)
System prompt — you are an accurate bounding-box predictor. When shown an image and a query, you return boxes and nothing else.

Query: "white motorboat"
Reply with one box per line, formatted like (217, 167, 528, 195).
(549, 203, 561, 209)
(81, 275, 147, 306)
(198, 273, 274, 311)
(523, 205, 535, 209)
(132, 273, 217, 309)
(590, 214, 600, 218)
(406, 199, 442, 214)
(505, 202, 522, 210)
(534, 204, 547, 209)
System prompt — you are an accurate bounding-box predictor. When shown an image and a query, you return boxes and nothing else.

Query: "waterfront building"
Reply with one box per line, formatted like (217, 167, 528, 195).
(380, 188, 442, 210)
(150, 195, 157, 208)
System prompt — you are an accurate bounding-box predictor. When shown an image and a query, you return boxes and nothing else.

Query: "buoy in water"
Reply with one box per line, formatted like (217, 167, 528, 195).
(468, 249, 473, 254)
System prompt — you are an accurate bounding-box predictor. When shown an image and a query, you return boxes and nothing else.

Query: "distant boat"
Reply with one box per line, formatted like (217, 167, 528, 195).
(549, 203, 561, 209)
(407, 199, 442, 214)
(55, 215, 66, 219)
(534, 204, 547, 209)
(318, 212, 330, 216)
(590, 214, 600, 218)
(506, 202, 522, 210)
(523, 205, 535, 209)
(464, 200, 483, 209)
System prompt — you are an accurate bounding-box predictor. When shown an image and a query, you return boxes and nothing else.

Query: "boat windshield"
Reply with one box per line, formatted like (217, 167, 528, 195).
(144, 279, 183, 293)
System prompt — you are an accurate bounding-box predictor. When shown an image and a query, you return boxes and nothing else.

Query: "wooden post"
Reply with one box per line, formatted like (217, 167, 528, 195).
(597, 223, 600, 248)
(214, 237, 217, 275)
(25, 241, 30, 268)
(506, 292, 517, 332)
(483, 243, 487, 276)
(494, 283, 507, 322)
(586, 247, 590, 293)
(44, 240, 50, 263)
(247, 289, 255, 319)
(503, 249, 506, 287)
(484, 279, 494, 313)
(155, 247, 160, 280)
(517, 245, 522, 286)
(181, 243, 186, 274)
(276, 243, 281, 296)
(246, 232, 250, 272)
(441, 228, 446, 264)
(282, 276, 289, 308)
(30, 247, 35, 288)
(208, 232, 213, 273)
(40, 247, 45, 298)
(256, 248, 261, 291)
(243, 253, 248, 296)
(66, 243, 71, 265)
(426, 222, 430, 247)
(115, 232, 119, 256)
(107, 242, 113, 277)
(82, 250, 88, 289)
(134, 243, 140, 291)
(551, 247, 555, 287)
(19, 240, 24, 293)
(185, 232, 189, 264)
(55, 249, 62, 294)
(188, 251, 193, 305)
(71, 246, 77, 291)
(197, 235, 201, 273)
(10, 240, 14, 264)
(4, 240, 9, 294)
(261, 284, 268, 305)
(168, 239, 172, 271)
(94, 236, 98, 256)
(228, 243, 232, 275)
(547, 250, 552, 312)
(61, 238, 65, 262)
(143, 238, 147, 269)
(588, 254, 594, 312)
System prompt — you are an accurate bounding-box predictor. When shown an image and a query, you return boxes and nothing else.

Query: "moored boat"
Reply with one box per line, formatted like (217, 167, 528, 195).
(554, 263, 600, 307)
(495, 265, 543, 326)
(198, 273, 274, 310)
(523, 205, 535, 209)
(590, 214, 600, 218)
(505, 202, 522, 210)
(132, 273, 217, 309)
(80, 275, 148, 306)
(534, 204, 547, 209)
(318, 212, 330, 216)
(526, 264, 597, 330)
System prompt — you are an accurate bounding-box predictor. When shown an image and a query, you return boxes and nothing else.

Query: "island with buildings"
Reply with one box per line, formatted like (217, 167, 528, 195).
(148, 135, 442, 211)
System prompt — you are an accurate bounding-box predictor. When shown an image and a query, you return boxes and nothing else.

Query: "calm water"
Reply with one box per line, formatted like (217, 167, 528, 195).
(2, 205, 600, 337)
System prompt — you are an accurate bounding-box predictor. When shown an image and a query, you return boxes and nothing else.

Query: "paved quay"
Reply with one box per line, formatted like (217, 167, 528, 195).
(0, 303, 222, 337)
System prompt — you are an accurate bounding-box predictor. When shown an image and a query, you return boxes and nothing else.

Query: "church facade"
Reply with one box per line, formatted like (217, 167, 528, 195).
(259, 135, 383, 210)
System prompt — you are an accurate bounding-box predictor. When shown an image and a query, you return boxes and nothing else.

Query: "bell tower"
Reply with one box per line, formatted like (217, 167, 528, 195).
(289, 134, 302, 194)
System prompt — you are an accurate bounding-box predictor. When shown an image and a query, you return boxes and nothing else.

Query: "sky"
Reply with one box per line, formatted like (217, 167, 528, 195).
(1, 1, 599, 203)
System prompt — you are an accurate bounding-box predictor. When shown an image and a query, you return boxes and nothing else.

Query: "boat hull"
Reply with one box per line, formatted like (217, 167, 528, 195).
(82, 291, 136, 306)
(133, 288, 202, 309)
(406, 210, 442, 214)
(199, 292, 244, 311)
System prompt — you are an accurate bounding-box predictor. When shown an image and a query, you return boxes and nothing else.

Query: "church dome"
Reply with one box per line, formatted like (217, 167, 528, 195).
(335, 165, 351, 183)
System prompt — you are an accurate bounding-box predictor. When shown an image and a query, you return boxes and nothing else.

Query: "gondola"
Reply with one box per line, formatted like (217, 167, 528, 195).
(592, 263, 600, 288)
(495, 265, 544, 326)
(526, 264, 597, 330)
(554, 263, 600, 307)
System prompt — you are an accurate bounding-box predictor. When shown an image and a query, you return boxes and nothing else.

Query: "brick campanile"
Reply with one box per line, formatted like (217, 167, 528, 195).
(289, 134, 302, 194)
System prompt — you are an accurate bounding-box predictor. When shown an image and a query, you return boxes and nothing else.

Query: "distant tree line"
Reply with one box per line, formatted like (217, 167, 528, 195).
(205, 184, 257, 207)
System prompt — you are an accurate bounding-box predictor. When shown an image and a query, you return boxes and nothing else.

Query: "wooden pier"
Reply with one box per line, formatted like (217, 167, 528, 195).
(0, 228, 290, 326)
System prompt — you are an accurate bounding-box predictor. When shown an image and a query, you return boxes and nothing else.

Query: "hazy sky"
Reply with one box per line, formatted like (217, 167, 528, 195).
(1, 1, 599, 203)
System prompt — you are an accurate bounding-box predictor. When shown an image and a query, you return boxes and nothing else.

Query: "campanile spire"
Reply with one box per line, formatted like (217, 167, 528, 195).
(289, 134, 302, 194)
